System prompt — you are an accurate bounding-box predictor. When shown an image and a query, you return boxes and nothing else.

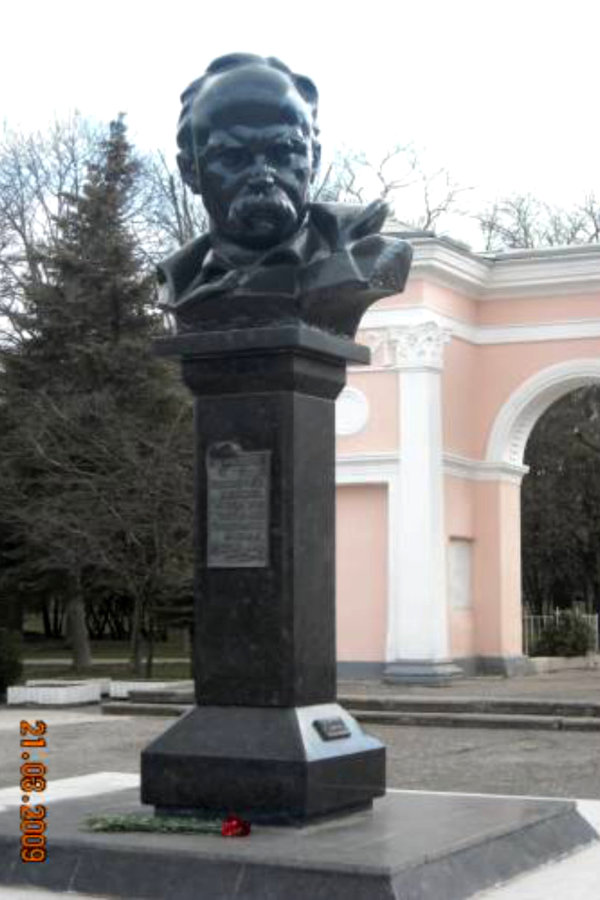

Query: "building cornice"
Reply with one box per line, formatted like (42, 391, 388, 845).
(404, 235, 600, 300)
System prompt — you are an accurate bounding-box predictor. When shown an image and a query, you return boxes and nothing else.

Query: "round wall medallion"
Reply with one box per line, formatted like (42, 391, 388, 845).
(335, 387, 369, 436)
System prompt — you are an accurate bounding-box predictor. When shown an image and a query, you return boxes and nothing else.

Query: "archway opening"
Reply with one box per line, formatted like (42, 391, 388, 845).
(521, 384, 600, 654)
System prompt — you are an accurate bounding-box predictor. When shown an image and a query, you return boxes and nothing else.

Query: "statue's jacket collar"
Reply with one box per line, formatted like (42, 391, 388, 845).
(158, 201, 389, 307)
(157, 200, 412, 337)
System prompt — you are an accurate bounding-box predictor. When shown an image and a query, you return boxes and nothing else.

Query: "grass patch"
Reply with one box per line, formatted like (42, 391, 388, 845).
(22, 663, 192, 681)
(23, 638, 189, 660)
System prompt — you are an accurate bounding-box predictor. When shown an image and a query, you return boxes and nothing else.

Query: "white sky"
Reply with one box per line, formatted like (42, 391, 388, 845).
(2, 0, 599, 245)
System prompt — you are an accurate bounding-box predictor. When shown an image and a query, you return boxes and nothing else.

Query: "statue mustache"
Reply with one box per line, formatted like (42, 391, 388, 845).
(227, 188, 297, 224)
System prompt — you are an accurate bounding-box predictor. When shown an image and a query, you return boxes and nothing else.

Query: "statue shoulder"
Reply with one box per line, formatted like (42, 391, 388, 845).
(308, 200, 390, 250)
(157, 233, 212, 303)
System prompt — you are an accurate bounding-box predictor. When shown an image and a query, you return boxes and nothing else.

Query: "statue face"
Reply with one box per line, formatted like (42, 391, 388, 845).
(197, 121, 315, 250)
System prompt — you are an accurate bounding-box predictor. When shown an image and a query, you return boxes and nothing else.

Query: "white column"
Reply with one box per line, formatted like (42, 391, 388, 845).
(385, 322, 462, 683)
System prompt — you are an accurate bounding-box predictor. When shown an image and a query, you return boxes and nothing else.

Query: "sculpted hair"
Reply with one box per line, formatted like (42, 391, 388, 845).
(176, 53, 320, 191)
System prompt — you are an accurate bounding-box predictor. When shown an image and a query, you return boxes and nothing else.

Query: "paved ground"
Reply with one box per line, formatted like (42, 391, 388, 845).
(22, 663, 600, 699)
(340, 665, 600, 701)
(2, 700, 600, 799)
(2, 667, 600, 898)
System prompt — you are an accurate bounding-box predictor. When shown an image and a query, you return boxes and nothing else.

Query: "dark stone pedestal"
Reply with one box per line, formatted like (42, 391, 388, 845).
(0, 789, 595, 900)
(142, 324, 384, 822)
(141, 703, 384, 824)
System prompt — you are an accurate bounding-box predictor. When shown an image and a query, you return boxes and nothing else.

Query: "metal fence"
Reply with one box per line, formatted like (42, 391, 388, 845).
(523, 611, 599, 655)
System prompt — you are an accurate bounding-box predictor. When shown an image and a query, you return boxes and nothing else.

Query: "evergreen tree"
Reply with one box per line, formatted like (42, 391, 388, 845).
(0, 117, 193, 672)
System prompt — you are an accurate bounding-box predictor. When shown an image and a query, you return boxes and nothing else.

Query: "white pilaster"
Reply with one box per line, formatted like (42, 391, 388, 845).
(385, 322, 460, 680)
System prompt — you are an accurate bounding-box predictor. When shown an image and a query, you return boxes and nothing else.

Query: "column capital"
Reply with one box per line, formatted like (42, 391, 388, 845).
(360, 322, 451, 371)
(391, 321, 451, 371)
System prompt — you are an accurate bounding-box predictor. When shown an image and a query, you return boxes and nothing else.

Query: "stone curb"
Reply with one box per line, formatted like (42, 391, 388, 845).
(100, 700, 600, 731)
(339, 694, 600, 718)
(346, 709, 600, 731)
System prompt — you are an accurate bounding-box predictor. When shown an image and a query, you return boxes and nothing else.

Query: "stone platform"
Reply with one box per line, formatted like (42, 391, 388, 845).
(0, 788, 595, 899)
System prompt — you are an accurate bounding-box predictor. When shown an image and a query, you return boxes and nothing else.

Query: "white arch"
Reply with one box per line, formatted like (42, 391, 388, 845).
(486, 358, 600, 467)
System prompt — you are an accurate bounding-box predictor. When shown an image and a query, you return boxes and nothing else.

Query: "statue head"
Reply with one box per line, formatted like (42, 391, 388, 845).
(177, 54, 321, 250)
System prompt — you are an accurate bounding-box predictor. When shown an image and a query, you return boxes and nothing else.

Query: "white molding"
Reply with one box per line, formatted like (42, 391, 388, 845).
(478, 319, 600, 345)
(336, 451, 528, 485)
(406, 236, 600, 300)
(336, 452, 399, 483)
(486, 358, 600, 466)
(407, 237, 491, 298)
(444, 453, 529, 485)
(357, 306, 600, 351)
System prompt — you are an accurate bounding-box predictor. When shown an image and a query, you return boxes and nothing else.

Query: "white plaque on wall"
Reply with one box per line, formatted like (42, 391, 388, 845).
(335, 387, 369, 436)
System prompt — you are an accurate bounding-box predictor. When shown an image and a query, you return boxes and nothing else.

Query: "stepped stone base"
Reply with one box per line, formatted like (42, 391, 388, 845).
(0, 789, 595, 900)
(384, 658, 464, 685)
(141, 703, 385, 825)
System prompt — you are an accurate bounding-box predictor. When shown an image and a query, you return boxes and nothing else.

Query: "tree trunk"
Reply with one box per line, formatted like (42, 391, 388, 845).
(52, 598, 66, 639)
(129, 595, 144, 676)
(41, 599, 52, 638)
(66, 586, 92, 671)
(144, 618, 155, 679)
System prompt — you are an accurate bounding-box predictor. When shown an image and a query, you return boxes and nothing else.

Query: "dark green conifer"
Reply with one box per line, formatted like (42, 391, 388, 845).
(0, 117, 193, 672)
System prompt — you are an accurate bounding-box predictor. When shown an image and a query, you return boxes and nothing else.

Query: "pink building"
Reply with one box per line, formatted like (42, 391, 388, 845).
(335, 234, 600, 681)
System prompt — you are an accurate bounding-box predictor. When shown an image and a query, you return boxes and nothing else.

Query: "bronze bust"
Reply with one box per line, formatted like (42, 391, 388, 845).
(159, 53, 412, 337)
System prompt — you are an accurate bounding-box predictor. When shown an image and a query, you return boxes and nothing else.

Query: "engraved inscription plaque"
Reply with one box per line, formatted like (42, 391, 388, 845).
(313, 718, 352, 741)
(206, 442, 271, 568)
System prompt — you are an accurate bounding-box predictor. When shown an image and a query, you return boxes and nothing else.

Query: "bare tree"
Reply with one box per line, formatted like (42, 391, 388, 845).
(477, 193, 600, 251)
(312, 144, 469, 233)
(0, 119, 207, 340)
(135, 152, 207, 261)
(0, 115, 103, 343)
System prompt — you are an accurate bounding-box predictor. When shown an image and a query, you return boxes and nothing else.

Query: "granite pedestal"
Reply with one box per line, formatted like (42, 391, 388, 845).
(0, 789, 596, 899)
(141, 324, 385, 822)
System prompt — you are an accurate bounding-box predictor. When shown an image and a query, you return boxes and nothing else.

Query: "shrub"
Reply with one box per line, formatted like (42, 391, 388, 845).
(531, 612, 596, 657)
(0, 629, 23, 695)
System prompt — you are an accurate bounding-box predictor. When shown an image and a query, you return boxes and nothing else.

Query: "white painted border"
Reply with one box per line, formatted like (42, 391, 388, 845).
(357, 306, 600, 352)
(7, 683, 101, 706)
(485, 358, 600, 466)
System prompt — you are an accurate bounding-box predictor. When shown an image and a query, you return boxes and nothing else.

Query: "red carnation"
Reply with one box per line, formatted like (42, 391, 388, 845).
(221, 814, 251, 837)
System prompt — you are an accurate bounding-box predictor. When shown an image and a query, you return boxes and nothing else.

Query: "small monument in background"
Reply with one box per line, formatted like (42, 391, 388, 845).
(140, 52, 413, 824)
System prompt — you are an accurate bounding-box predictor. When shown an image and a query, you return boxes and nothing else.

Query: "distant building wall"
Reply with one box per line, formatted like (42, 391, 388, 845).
(335, 237, 600, 676)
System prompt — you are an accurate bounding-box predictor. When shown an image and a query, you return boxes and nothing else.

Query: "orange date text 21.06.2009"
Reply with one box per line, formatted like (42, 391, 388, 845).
(19, 719, 47, 863)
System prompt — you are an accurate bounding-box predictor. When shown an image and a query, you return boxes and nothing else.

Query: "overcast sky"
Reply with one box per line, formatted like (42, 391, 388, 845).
(2, 0, 598, 245)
